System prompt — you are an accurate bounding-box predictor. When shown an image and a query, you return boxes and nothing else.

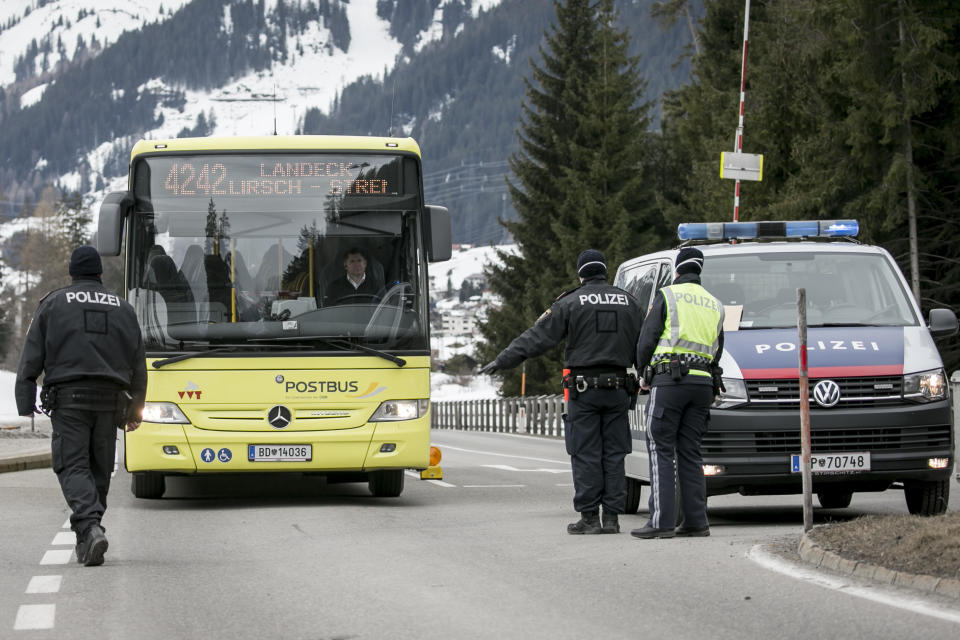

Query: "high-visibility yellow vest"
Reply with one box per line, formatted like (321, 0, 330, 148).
(651, 282, 724, 377)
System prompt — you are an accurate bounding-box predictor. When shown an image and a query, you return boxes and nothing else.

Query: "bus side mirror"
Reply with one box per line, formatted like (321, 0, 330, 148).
(425, 204, 451, 263)
(97, 191, 133, 256)
(928, 308, 958, 338)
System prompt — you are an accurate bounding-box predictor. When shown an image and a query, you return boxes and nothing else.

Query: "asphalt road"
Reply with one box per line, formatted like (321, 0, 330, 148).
(1, 429, 958, 639)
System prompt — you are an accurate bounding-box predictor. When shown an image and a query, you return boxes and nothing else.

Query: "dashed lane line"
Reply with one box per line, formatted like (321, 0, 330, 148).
(39, 550, 73, 565)
(462, 484, 527, 488)
(51, 531, 75, 546)
(25, 576, 61, 594)
(430, 444, 569, 466)
(483, 464, 568, 474)
(13, 604, 55, 631)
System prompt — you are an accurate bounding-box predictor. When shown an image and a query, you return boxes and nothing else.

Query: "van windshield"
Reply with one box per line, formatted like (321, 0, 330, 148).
(701, 251, 918, 329)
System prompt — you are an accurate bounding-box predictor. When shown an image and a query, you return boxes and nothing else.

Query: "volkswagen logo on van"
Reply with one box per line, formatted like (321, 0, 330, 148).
(813, 380, 841, 408)
(267, 405, 292, 429)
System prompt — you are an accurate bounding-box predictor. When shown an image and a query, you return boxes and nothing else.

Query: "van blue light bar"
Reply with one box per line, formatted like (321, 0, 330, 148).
(677, 220, 859, 241)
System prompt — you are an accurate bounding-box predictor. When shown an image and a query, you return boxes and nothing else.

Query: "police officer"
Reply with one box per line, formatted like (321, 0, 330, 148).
(15, 246, 147, 566)
(631, 247, 724, 539)
(480, 250, 643, 534)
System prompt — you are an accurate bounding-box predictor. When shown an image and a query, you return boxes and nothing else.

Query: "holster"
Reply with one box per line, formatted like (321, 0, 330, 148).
(562, 373, 578, 401)
(39, 386, 57, 414)
(711, 365, 726, 396)
(625, 373, 640, 409)
(668, 354, 688, 381)
(642, 365, 654, 387)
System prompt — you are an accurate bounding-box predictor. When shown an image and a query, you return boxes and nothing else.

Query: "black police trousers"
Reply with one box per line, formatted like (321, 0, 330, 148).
(645, 383, 714, 530)
(50, 408, 121, 535)
(564, 387, 632, 514)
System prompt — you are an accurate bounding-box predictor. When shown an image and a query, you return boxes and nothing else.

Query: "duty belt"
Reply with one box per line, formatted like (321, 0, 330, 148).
(652, 354, 713, 375)
(41, 386, 131, 413)
(564, 373, 626, 392)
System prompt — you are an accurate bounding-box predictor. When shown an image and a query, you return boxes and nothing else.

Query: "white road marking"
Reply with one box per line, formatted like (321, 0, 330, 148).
(748, 545, 960, 624)
(39, 550, 73, 565)
(25, 575, 62, 594)
(62, 518, 70, 529)
(51, 532, 75, 546)
(463, 484, 526, 488)
(555, 483, 574, 487)
(14, 604, 55, 630)
(432, 444, 569, 466)
(483, 464, 568, 474)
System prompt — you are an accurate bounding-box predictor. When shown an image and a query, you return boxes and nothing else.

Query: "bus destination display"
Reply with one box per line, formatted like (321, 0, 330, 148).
(158, 158, 400, 198)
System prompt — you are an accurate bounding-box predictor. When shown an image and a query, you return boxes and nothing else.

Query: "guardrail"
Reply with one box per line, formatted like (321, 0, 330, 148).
(431, 395, 565, 437)
(434, 375, 960, 469)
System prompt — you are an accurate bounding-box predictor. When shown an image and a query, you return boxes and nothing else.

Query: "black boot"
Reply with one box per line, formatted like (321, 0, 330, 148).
(567, 511, 602, 535)
(81, 524, 109, 567)
(601, 512, 620, 534)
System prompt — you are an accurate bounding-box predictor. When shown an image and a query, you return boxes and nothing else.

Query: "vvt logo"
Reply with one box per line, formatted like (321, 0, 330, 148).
(267, 405, 292, 429)
(813, 379, 841, 408)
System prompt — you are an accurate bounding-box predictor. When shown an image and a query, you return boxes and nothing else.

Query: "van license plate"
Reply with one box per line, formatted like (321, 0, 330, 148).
(791, 452, 870, 473)
(248, 445, 312, 462)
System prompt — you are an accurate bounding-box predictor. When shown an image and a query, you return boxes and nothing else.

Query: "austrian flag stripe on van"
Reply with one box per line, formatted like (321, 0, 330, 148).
(725, 327, 905, 380)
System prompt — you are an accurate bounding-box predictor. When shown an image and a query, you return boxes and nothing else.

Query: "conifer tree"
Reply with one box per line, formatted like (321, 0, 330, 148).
(479, 0, 656, 396)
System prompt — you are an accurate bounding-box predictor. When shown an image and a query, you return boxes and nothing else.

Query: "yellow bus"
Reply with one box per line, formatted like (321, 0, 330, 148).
(98, 135, 451, 499)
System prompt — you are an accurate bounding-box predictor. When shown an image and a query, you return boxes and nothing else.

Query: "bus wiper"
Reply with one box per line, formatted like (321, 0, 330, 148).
(249, 335, 407, 367)
(151, 343, 302, 368)
(152, 347, 238, 369)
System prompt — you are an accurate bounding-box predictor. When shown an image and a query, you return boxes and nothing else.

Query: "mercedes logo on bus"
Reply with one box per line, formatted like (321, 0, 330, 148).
(267, 405, 293, 429)
(812, 380, 841, 408)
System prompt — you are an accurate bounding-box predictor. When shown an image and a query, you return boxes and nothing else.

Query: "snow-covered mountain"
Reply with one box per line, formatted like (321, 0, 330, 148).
(0, 0, 504, 198)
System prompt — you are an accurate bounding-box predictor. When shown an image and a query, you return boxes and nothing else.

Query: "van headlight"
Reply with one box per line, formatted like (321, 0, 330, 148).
(903, 368, 946, 402)
(141, 402, 190, 423)
(712, 378, 748, 409)
(369, 399, 430, 421)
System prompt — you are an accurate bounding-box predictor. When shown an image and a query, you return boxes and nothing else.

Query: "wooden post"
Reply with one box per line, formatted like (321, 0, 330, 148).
(798, 288, 813, 532)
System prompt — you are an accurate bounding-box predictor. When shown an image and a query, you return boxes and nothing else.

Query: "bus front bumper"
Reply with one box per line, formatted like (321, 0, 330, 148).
(124, 417, 431, 474)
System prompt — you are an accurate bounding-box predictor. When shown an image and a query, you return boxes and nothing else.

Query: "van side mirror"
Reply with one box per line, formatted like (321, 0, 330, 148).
(928, 308, 958, 338)
(97, 191, 133, 256)
(425, 204, 451, 263)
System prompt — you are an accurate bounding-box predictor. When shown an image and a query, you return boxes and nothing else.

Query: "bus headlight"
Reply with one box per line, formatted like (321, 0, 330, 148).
(141, 402, 190, 424)
(369, 399, 430, 421)
(712, 378, 748, 409)
(903, 368, 946, 402)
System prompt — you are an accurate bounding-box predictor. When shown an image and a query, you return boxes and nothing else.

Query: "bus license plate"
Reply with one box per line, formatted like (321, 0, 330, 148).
(248, 445, 312, 462)
(791, 452, 870, 473)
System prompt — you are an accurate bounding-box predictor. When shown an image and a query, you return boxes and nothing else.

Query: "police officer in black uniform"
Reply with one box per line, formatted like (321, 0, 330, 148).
(631, 247, 724, 539)
(15, 246, 147, 566)
(480, 250, 643, 534)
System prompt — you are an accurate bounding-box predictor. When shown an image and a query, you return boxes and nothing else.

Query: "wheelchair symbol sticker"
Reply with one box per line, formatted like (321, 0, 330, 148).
(217, 448, 232, 463)
(200, 448, 215, 463)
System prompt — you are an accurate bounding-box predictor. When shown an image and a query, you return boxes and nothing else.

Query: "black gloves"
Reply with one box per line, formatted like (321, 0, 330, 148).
(478, 360, 501, 375)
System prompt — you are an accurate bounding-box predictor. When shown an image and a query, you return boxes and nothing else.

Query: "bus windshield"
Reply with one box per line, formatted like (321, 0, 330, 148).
(128, 153, 428, 352)
(701, 251, 918, 329)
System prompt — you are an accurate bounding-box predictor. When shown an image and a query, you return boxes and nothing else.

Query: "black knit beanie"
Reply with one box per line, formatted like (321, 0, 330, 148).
(675, 247, 704, 276)
(577, 249, 607, 279)
(69, 245, 103, 277)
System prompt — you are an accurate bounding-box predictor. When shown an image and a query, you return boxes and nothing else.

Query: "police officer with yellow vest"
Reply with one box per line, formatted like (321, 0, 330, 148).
(631, 247, 724, 539)
(480, 250, 644, 535)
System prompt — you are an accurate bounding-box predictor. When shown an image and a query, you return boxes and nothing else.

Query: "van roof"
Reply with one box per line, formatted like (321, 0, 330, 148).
(616, 240, 889, 272)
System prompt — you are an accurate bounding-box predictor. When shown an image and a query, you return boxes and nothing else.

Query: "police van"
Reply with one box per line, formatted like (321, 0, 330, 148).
(614, 220, 958, 516)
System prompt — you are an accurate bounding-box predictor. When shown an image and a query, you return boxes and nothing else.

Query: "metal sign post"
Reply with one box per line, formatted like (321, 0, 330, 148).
(797, 288, 813, 531)
(732, 0, 751, 221)
(719, 1, 762, 221)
